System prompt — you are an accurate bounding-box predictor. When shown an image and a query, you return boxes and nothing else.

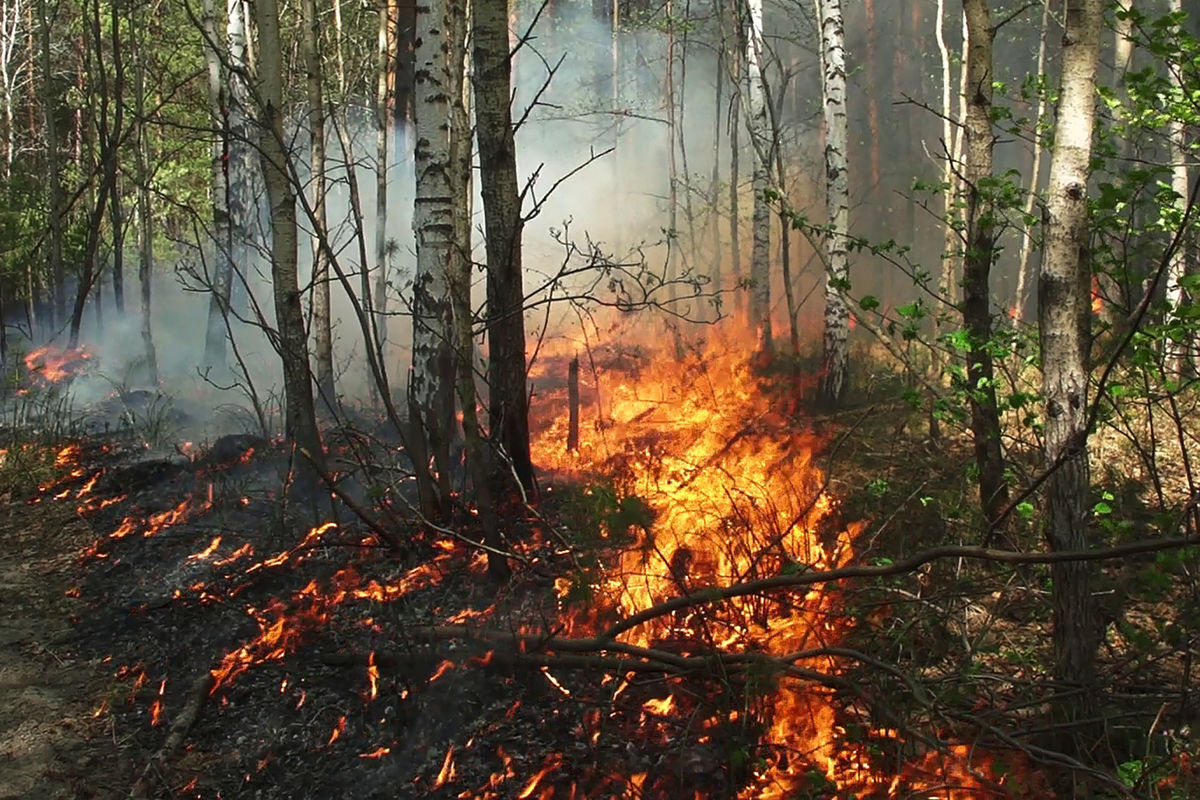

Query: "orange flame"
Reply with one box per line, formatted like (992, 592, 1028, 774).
(149, 678, 167, 726)
(187, 536, 222, 562)
(24, 344, 94, 384)
(517, 755, 562, 799)
(434, 744, 457, 788)
(327, 715, 346, 745)
(529, 334, 866, 795)
(366, 651, 379, 701)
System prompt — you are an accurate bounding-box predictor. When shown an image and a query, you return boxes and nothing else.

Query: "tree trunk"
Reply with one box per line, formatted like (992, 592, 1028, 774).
(475, 0, 534, 495)
(454, 0, 509, 582)
(743, 0, 771, 353)
(728, 25, 742, 320)
(960, 0, 1008, 530)
(411, 0, 457, 517)
(1012, 0, 1050, 325)
(1037, 0, 1102, 741)
(1165, 0, 1190, 376)
(37, 0, 63, 329)
(203, 0, 232, 369)
(107, 0, 124, 316)
(301, 0, 334, 410)
(374, 0, 391, 362)
(134, 1, 157, 384)
(817, 0, 850, 406)
(254, 0, 325, 489)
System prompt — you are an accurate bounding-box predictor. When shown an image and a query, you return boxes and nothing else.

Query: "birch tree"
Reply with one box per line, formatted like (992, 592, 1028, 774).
(475, 0, 532, 493)
(132, 0, 155, 382)
(204, 0, 254, 370)
(960, 0, 1008, 527)
(373, 0, 390, 354)
(301, 0, 334, 408)
(1037, 0, 1103, 733)
(410, 0, 456, 515)
(201, 0, 230, 368)
(817, 0, 849, 406)
(254, 0, 325, 486)
(743, 0, 771, 352)
(1164, 0, 1191, 375)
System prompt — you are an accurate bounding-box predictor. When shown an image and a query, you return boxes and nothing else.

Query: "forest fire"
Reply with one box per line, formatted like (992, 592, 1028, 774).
(527, 333, 1031, 797)
(529, 335, 861, 794)
(23, 344, 95, 385)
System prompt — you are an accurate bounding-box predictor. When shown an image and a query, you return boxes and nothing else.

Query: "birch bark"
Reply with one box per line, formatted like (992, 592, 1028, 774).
(743, 0, 771, 352)
(817, 0, 849, 406)
(1037, 0, 1103, 733)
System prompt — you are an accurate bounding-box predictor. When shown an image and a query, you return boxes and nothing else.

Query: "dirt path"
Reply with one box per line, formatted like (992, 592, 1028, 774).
(0, 498, 126, 800)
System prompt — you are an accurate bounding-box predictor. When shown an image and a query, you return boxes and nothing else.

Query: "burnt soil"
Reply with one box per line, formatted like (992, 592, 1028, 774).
(0, 436, 738, 800)
(0, 483, 127, 799)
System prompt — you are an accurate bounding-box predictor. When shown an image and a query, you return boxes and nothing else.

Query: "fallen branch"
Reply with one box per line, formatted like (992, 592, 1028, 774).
(128, 671, 215, 799)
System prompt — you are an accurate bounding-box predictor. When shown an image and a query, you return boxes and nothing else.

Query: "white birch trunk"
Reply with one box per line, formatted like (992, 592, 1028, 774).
(202, 0, 231, 367)
(301, 0, 333, 408)
(1165, 0, 1190, 375)
(817, 0, 849, 406)
(1012, 0, 1050, 324)
(374, 2, 390, 354)
(411, 0, 455, 503)
(744, 0, 771, 351)
(1038, 0, 1103, 729)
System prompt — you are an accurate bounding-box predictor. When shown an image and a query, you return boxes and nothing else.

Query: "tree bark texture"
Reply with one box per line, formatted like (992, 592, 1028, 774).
(1165, 0, 1190, 376)
(254, 0, 325, 486)
(817, 0, 850, 406)
(474, 0, 534, 494)
(301, 0, 334, 410)
(1037, 0, 1103, 736)
(133, 0, 156, 382)
(201, 0, 232, 369)
(374, 0, 391, 358)
(961, 0, 1008, 529)
(37, 0, 64, 328)
(743, 0, 771, 353)
(411, 0, 456, 515)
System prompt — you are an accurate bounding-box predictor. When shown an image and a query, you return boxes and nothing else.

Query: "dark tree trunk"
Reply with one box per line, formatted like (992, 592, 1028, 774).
(474, 0, 534, 496)
(255, 0, 325, 489)
(961, 0, 1008, 529)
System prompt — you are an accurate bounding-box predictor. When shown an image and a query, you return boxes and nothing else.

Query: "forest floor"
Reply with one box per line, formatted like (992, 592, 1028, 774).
(0, 496, 127, 800)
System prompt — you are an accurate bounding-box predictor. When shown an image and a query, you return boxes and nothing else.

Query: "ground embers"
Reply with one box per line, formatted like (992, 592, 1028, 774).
(3, 434, 745, 800)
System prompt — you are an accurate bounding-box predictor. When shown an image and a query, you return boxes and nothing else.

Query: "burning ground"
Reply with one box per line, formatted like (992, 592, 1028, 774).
(0, 340, 1056, 799)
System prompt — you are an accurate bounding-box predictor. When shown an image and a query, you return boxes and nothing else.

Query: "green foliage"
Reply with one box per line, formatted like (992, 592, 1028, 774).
(555, 481, 654, 550)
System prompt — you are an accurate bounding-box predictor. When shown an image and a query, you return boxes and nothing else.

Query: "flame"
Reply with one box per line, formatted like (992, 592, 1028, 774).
(1091, 275, 1103, 315)
(209, 550, 457, 694)
(327, 715, 347, 745)
(429, 659, 456, 683)
(642, 695, 675, 715)
(187, 536, 222, 562)
(434, 744, 457, 788)
(24, 344, 94, 384)
(366, 651, 379, 700)
(359, 746, 391, 759)
(530, 335, 862, 793)
(517, 755, 562, 799)
(149, 678, 167, 726)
